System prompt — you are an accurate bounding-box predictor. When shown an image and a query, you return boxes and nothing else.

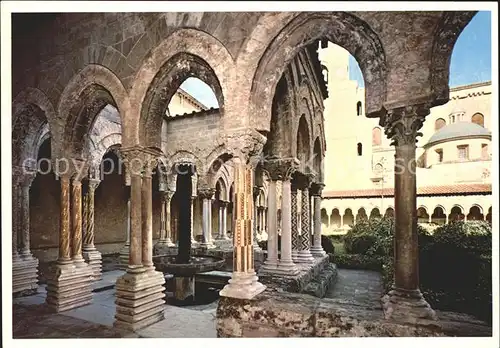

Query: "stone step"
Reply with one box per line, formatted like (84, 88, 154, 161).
(302, 263, 338, 298)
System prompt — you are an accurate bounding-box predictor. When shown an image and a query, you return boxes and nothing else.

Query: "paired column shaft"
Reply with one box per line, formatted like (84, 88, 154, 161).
(263, 181, 278, 269)
(71, 179, 84, 264)
(278, 180, 298, 273)
(141, 172, 154, 269)
(58, 176, 72, 263)
(129, 173, 143, 268)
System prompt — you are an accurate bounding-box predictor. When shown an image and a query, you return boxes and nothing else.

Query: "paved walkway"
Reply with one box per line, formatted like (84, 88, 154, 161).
(325, 268, 384, 309)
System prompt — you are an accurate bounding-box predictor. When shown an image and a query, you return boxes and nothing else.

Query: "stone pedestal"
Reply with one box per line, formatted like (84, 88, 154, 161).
(382, 288, 437, 324)
(13, 255, 39, 295)
(46, 262, 93, 312)
(114, 269, 166, 331)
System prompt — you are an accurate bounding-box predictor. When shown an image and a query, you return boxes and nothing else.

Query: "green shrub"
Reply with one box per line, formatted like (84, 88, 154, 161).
(333, 253, 383, 271)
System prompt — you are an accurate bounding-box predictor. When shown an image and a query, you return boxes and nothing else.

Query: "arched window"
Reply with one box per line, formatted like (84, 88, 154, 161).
(356, 101, 362, 116)
(435, 118, 446, 131)
(321, 64, 329, 84)
(372, 127, 382, 146)
(481, 144, 489, 160)
(357, 143, 362, 156)
(471, 113, 484, 127)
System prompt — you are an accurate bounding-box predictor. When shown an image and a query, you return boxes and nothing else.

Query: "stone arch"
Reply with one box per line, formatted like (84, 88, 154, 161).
(57, 64, 129, 159)
(248, 12, 387, 131)
(431, 205, 447, 225)
(128, 29, 233, 148)
(343, 208, 354, 226)
(330, 208, 341, 228)
(204, 149, 234, 189)
(166, 150, 203, 178)
(215, 178, 228, 203)
(486, 207, 492, 224)
(467, 204, 484, 221)
(449, 205, 464, 222)
(369, 207, 382, 220)
(296, 115, 311, 171)
(321, 208, 329, 227)
(213, 163, 233, 202)
(313, 137, 323, 182)
(430, 12, 477, 106)
(384, 207, 395, 218)
(417, 206, 430, 224)
(471, 112, 485, 127)
(12, 88, 57, 168)
(88, 133, 122, 180)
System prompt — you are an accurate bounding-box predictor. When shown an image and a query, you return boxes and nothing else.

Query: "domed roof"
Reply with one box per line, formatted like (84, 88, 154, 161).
(427, 122, 491, 146)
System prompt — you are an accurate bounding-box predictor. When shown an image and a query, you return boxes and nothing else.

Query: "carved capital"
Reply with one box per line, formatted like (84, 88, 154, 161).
(292, 172, 315, 190)
(263, 157, 299, 182)
(88, 179, 100, 192)
(160, 190, 175, 203)
(219, 200, 229, 208)
(383, 104, 430, 147)
(120, 146, 161, 177)
(253, 186, 261, 199)
(224, 129, 267, 164)
(310, 182, 325, 197)
(198, 187, 215, 200)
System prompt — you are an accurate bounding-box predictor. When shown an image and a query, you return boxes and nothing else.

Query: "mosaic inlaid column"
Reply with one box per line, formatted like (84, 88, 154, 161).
(278, 178, 298, 274)
(310, 183, 326, 257)
(297, 175, 314, 264)
(219, 158, 265, 299)
(115, 147, 165, 331)
(46, 169, 92, 312)
(71, 177, 86, 267)
(82, 179, 102, 280)
(58, 175, 72, 264)
(381, 105, 436, 322)
(291, 185, 300, 262)
(252, 187, 262, 252)
(199, 188, 216, 248)
(217, 201, 229, 240)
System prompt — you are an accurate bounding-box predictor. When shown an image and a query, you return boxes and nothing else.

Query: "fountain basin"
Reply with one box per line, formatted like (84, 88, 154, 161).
(153, 255, 225, 277)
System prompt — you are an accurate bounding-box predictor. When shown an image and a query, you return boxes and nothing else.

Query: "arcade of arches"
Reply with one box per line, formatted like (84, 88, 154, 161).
(11, 11, 484, 336)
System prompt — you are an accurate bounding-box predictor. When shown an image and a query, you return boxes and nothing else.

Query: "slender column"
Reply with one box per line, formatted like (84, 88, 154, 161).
(217, 201, 229, 240)
(119, 186, 131, 269)
(297, 184, 315, 264)
(291, 186, 300, 261)
(252, 187, 262, 251)
(381, 104, 436, 322)
(157, 190, 175, 246)
(82, 179, 102, 279)
(219, 157, 265, 299)
(58, 175, 72, 264)
(190, 196, 197, 246)
(141, 159, 156, 271)
(340, 214, 344, 228)
(199, 188, 216, 248)
(19, 174, 36, 256)
(71, 177, 86, 266)
(310, 183, 326, 256)
(12, 178, 21, 261)
(129, 171, 143, 269)
(278, 179, 299, 274)
(262, 180, 278, 270)
(115, 147, 165, 330)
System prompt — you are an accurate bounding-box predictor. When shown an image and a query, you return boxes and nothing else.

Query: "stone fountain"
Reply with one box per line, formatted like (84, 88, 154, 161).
(153, 164, 224, 304)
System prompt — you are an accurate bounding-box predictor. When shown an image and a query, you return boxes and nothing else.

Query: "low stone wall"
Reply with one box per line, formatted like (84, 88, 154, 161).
(216, 290, 445, 337)
(258, 256, 330, 294)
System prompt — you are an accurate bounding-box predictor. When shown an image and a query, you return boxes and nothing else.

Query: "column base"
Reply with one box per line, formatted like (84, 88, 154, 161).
(276, 260, 299, 276)
(191, 239, 199, 248)
(253, 244, 262, 252)
(199, 242, 216, 249)
(310, 246, 326, 257)
(13, 253, 39, 296)
(45, 261, 93, 312)
(291, 250, 299, 263)
(216, 234, 230, 241)
(173, 276, 195, 302)
(114, 267, 166, 332)
(296, 250, 315, 264)
(155, 239, 176, 248)
(381, 287, 438, 325)
(82, 247, 103, 281)
(219, 271, 266, 300)
(119, 243, 130, 270)
(261, 258, 279, 272)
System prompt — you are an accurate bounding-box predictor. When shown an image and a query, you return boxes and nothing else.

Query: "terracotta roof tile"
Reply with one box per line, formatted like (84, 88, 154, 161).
(323, 184, 492, 198)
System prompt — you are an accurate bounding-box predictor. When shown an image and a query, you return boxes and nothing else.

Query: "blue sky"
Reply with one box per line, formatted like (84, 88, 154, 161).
(181, 11, 491, 108)
(349, 11, 492, 88)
